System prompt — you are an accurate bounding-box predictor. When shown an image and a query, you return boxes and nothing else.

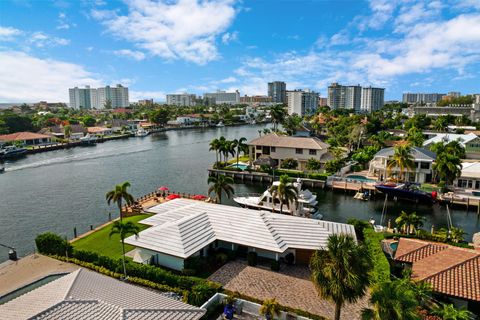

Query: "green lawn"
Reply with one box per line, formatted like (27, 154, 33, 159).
(72, 214, 151, 259)
(227, 155, 250, 164)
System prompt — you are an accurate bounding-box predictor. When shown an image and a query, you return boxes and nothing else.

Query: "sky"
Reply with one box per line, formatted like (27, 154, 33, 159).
(0, 0, 480, 103)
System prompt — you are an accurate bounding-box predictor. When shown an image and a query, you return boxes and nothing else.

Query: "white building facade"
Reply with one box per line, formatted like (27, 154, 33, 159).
(166, 93, 197, 106)
(69, 84, 129, 109)
(360, 86, 385, 112)
(287, 89, 318, 116)
(203, 90, 240, 105)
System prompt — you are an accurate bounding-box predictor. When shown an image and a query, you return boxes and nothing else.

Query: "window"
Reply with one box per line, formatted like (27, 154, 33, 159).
(468, 180, 473, 188)
(271, 147, 276, 152)
(309, 149, 317, 155)
(295, 148, 303, 154)
(420, 162, 430, 169)
(476, 181, 480, 189)
(256, 145, 261, 150)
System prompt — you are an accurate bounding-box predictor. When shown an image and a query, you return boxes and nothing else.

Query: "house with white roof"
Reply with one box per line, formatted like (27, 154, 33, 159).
(423, 133, 480, 159)
(0, 268, 204, 320)
(454, 162, 480, 190)
(124, 199, 356, 271)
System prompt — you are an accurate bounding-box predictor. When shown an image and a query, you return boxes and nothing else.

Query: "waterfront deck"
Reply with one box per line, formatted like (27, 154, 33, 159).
(331, 180, 377, 192)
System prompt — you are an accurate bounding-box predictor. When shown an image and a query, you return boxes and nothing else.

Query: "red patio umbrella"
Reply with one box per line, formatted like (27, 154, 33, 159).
(166, 194, 181, 200)
(192, 194, 207, 200)
(158, 186, 169, 191)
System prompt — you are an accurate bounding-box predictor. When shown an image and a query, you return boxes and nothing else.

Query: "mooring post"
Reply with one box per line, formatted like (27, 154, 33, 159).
(90, 225, 93, 231)
(73, 227, 77, 238)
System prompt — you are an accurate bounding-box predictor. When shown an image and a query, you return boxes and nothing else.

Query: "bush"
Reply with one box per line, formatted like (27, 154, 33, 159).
(72, 249, 99, 263)
(270, 260, 280, 271)
(35, 232, 72, 256)
(347, 219, 372, 241)
(363, 228, 390, 284)
(184, 283, 218, 306)
(306, 173, 329, 181)
(280, 158, 298, 169)
(182, 268, 197, 276)
(247, 252, 257, 266)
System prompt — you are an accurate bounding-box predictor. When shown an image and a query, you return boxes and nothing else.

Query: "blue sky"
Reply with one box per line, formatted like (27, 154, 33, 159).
(0, 0, 479, 103)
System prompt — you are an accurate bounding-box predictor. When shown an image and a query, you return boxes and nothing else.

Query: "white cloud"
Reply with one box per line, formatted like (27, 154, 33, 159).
(56, 12, 76, 30)
(130, 90, 166, 101)
(28, 32, 70, 47)
(92, 0, 238, 65)
(221, 31, 238, 44)
(113, 49, 146, 61)
(0, 26, 22, 41)
(0, 51, 103, 102)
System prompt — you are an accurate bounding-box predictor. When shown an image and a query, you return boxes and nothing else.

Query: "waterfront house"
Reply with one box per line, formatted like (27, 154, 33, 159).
(124, 198, 356, 271)
(454, 162, 480, 190)
(368, 146, 436, 183)
(108, 119, 136, 132)
(0, 131, 52, 146)
(40, 124, 87, 140)
(393, 238, 480, 313)
(247, 133, 330, 170)
(0, 268, 204, 320)
(87, 126, 113, 136)
(423, 133, 480, 159)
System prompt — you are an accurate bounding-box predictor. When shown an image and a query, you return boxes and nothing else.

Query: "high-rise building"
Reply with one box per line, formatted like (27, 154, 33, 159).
(203, 90, 240, 105)
(268, 81, 287, 103)
(68, 84, 129, 109)
(327, 83, 361, 111)
(402, 93, 445, 104)
(361, 86, 385, 112)
(166, 94, 196, 106)
(287, 89, 319, 116)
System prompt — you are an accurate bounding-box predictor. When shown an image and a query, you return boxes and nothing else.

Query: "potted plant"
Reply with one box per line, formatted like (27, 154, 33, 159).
(223, 293, 238, 320)
(260, 298, 281, 320)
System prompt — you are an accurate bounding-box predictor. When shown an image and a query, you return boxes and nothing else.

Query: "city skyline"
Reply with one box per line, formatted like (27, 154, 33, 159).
(1, 0, 480, 103)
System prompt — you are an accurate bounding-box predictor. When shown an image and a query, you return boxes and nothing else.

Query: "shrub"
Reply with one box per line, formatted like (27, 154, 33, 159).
(35, 232, 72, 256)
(363, 228, 390, 284)
(270, 260, 280, 271)
(72, 249, 99, 263)
(306, 173, 329, 181)
(347, 218, 372, 241)
(247, 252, 257, 266)
(184, 283, 218, 306)
(280, 158, 298, 169)
(184, 256, 209, 275)
(182, 268, 196, 276)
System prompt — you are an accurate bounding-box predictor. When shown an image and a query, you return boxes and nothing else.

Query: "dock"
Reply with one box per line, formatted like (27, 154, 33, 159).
(439, 193, 480, 214)
(330, 180, 377, 192)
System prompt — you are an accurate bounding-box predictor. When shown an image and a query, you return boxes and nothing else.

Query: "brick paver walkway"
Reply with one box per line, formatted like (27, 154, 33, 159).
(209, 261, 369, 320)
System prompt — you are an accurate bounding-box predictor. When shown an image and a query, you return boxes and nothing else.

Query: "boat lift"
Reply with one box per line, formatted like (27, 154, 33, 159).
(0, 242, 17, 261)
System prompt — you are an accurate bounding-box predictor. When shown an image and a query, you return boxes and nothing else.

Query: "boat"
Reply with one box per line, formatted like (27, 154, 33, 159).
(233, 178, 323, 219)
(135, 127, 150, 137)
(354, 191, 369, 201)
(0, 166, 4, 173)
(0, 145, 27, 159)
(375, 182, 436, 204)
(79, 134, 98, 145)
(216, 121, 225, 127)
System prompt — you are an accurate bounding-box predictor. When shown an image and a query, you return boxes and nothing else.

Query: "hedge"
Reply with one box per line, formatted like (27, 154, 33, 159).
(35, 232, 73, 256)
(363, 228, 390, 284)
(383, 233, 473, 249)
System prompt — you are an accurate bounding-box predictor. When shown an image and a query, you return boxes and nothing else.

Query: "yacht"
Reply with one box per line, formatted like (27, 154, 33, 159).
(135, 127, 150, 137)
(216, 121, 225, 127)
(0, 145, 27, 159)
(79, 134, 98, 145)
(234, 178, 322, 219)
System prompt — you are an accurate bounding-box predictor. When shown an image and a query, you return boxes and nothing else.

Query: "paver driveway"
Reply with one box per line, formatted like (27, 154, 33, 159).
(209, 261, 369, 320)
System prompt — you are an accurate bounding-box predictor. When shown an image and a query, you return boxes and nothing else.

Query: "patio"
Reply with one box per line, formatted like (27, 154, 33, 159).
(208, 261, 369, 320)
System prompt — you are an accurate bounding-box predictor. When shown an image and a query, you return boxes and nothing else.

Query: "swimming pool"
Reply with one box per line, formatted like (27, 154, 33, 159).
(346, 175, 376, 182)
(228, 163, 249, 170)
(390, 242, 398, 251)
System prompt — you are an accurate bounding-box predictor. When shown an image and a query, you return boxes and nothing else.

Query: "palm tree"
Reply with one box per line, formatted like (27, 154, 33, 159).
(260, 298, 281, 320)
(431, 303, 474, 320)
(235, 137, 247, 166)
(269, 175, 298, 215)
(106, 182, 135, 222)
(109, 220, 140, 279)
(433, 153, 462, 186)
(387, 145, 415, 182)
(395, 211, 425, 234)
(263, 128, 271, 135)
(361, 280, 420, 320)
(311, 234, 372, 320)
(270, 105, 286, 132)
(209, 138, 221, 164)
(450, 226, 466, 243)
(207, 174, 234, 203)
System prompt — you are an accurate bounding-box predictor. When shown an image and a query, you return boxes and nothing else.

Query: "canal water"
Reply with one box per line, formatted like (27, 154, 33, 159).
(0, 124, 479, 261)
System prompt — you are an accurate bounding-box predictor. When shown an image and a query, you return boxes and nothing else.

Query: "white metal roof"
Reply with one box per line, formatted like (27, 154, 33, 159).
(0, 268, 204, 320)
(460, 162, 480, 179)
(125, 199, 356, 258)
(423, 133, 478, 148)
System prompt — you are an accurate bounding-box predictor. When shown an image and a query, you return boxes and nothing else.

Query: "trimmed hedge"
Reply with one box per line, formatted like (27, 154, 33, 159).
(383, 233, 474, 249)
(36, 232, 73, 256)
(363, 228, 390, 284)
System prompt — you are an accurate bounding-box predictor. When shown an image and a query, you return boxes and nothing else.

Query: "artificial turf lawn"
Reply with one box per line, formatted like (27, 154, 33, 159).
(72, 214, 151, 259)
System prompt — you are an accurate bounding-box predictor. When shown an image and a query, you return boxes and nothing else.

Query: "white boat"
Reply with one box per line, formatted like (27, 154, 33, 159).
(135, 127, 150, 137)
(216, 121, 225, 127)
(233, 178, 322, 219)
(0, 145, 27, 159)
(79, 134, 98, 145)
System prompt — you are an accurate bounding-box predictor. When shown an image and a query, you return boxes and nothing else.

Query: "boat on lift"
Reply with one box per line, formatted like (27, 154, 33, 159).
(0, 145, 27, 159)
(135, 127, 150, 137)
(233, 178, 322, 219)
(79, 133, 98, 145)
(375, 182, 436, 204)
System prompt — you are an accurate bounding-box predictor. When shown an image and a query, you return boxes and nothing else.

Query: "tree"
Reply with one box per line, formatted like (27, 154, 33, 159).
(234, 137, 247, 165)
(149, 108, 169, 125)
(324, 159, 344, 174)
(406, 127, 424, 147)
(387, 145, 415, 181)
(361, 280, 420, 320)
(106, 182, 135, 222)
(280, 158, 298, 169)
(282, 114, 302, 135)
(306, 158, 322, 171)
(270, 105, 286, 132)
(260, 298, 281, 320)
(395, 211, 425, 234)
(311, 234, 372, 320)
(104, 99, 112, 109)
(207, 174, 234, 203)
(433, 116, 449, 132)
(81, 115, 96, 127)
(431, 303, 474, 320)
(209, 138, 221, 164)
(433, 153, 462, 186)
(109, 220, 140, 279)
(351, 146, 380, 167)
(450, 226, 466, 243)
(269, 175, 298, 215)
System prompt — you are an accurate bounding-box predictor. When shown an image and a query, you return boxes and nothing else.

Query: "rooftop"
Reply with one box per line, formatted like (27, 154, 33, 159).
(423, 133, 478, 148)
(394, 238, 480, 302)
(248, 133, 329, 150)
(374, 146, 436, 160)
(0, 268, 204, 320)
(125, 199, 355, 259)
(0, 131, 51, 142)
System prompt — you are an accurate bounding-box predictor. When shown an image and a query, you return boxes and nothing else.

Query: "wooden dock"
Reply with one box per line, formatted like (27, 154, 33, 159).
(331, 180, 376, 192)
(439, 193, 480, 214)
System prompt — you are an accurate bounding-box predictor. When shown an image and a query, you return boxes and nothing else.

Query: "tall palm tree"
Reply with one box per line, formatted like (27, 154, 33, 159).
(431, 303, 474, 320)
(269, 175, 298, 215)
(207, 174, 234, 203)
(109, 220, 140, 279)
(235, 137, 247, 166)
(209, 138, 221, 164)
(433, 153, 462, 186)
(270, 105, 286, 132)
(311, 234, 372, 320)
(106, 182, 135, 222)
(395, 211, 424, 234)
(387, 145, 415, 182)
(361, 280, 420, 320)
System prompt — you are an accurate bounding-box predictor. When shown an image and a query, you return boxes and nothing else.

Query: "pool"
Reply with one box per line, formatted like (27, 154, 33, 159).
(228, 163, 249, 170)
(0, 273, 67, 305)
(346, 175, 376, 182)
(390, 242, 398, 251)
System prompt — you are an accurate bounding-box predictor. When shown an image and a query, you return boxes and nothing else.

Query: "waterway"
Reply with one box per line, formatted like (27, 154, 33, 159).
(0, 124, 479, 261)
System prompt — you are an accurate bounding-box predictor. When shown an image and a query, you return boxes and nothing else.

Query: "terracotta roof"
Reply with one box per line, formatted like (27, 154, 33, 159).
(0, 131, 51, 142)
(87, 127, 111, 133)
(248, 133, 329, 150)
(394, 238, 480, 302)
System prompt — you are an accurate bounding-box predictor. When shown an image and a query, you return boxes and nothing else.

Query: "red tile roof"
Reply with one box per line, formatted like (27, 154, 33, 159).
(0, 132, 51, 142)
(394, 238, 480, 302)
